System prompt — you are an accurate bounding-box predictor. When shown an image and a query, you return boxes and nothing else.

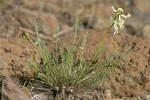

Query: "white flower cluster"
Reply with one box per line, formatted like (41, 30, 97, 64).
(111, 6, 131, 34)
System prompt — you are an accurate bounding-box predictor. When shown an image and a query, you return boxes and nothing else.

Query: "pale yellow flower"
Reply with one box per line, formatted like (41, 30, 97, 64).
(111, 6, 131, 34)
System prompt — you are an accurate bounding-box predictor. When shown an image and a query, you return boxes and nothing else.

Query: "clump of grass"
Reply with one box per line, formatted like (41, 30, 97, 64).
(28, 6, 131, 98)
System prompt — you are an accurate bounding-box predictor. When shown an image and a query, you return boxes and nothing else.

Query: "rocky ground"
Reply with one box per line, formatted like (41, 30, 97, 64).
(0, 0, 150, 100)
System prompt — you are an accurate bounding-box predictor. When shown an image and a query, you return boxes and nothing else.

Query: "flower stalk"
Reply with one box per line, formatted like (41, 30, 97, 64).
(90, 6, 131, 64)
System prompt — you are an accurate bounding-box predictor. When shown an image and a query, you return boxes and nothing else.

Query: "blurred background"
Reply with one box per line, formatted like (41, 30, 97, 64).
(0, 0, 150, 40)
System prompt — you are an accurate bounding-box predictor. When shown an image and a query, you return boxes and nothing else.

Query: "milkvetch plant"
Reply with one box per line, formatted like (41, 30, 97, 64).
(27, 6, 131, 99)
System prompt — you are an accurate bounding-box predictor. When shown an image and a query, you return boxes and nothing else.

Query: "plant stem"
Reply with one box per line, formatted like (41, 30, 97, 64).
(90, 23, 114, 65)
(35, 20, 41, 49)
(73, 11, 79, 46)
(55, 24, 60, 65)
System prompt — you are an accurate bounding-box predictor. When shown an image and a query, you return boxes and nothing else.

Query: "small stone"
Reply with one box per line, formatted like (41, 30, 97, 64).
(2, 77, 32, 100)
